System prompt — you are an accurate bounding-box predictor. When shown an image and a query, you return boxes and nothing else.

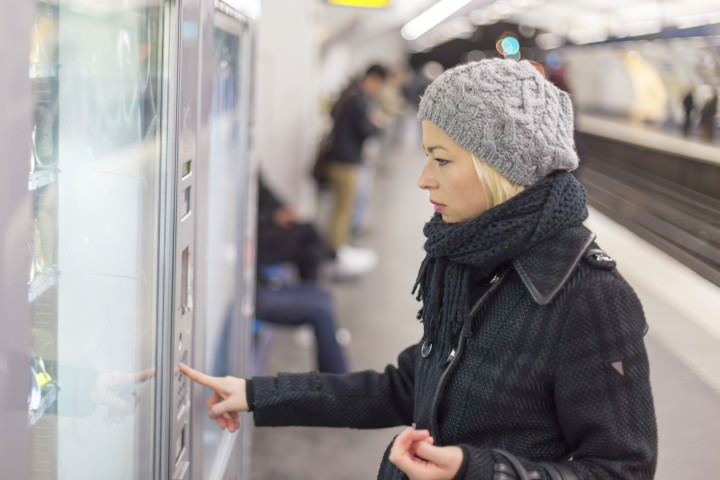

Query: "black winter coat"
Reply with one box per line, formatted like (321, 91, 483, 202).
(247, 226, 657, 479)
(327, 83, 381, 165)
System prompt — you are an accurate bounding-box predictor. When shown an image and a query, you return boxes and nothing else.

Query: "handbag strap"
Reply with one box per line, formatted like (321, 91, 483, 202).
(538, 462, 578, 480)
(491, 449, 578, 480)
(491, 449, 531, 480)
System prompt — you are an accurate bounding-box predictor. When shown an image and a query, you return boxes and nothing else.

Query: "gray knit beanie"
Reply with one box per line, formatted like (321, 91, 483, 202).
(418, 58, 578, 186)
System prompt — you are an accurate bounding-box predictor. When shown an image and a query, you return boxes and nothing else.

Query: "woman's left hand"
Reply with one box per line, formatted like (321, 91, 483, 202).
(388, 427, 464, 480)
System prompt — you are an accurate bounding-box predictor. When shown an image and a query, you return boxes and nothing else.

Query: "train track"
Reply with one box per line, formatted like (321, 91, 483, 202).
(576, 133, 720, 288)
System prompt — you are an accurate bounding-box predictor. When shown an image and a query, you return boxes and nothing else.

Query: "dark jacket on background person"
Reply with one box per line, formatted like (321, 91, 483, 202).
(327, 82, 381, 165)
(256, 175, 333, 282)
(245, 172, 656, 479)
(257, 175, 283, 224)
(256, 175, 287, 272)
(699, 93, 718, 140)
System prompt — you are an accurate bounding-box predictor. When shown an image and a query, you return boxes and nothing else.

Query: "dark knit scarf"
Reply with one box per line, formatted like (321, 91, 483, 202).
(412, 171, 588, 344)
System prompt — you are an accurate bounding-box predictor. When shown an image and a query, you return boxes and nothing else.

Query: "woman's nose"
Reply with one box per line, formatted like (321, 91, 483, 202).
(417, 162, 435, 190)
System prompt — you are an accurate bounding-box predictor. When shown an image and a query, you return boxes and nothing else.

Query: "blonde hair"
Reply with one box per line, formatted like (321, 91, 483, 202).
(471, 154, 525, 208)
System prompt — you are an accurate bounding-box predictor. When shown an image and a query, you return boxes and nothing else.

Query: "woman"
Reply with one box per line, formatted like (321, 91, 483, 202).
(181, 59, 657, 479)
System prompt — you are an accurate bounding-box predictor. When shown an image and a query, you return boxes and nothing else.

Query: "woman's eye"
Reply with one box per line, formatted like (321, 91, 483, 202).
(435, 158, 449, 166)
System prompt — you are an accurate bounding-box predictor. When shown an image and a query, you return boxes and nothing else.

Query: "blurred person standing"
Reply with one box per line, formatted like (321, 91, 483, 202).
(182, 59, 656, 480)
(375, 66, 409, 174)
(325, 64, 387, 264)
(682, 85, 695, 137)
(352, 66, 409, 237)
(403, 65, 433, 110)
(699, 88, 718, 141)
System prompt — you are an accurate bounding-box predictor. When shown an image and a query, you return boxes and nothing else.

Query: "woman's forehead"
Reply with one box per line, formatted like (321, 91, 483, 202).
(422, 121, 465, 151)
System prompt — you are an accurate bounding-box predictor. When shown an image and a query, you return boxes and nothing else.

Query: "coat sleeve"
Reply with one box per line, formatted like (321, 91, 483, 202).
(457, 268, 657, 479)
(550, 268, 657, 478)
(248, 343, 417, 429)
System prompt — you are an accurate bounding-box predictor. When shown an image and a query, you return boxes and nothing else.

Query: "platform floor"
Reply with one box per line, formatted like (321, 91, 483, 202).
(247, 121, 720, 479)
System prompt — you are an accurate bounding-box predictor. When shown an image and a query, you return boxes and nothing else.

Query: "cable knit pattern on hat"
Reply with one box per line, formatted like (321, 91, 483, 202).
(418, 58, 578, 186)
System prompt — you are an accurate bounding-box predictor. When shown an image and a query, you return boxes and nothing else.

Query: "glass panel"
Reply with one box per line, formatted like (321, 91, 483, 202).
(202, 17, 248, 478)
(28, 2, 165, 478)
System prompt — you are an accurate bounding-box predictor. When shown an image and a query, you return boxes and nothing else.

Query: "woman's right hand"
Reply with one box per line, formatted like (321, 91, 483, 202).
(179, 363, 248, 433)
(389, 427, 464, 480)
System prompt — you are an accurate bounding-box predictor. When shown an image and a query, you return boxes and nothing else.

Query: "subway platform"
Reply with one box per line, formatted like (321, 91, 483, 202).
(247, 121, 720, 480)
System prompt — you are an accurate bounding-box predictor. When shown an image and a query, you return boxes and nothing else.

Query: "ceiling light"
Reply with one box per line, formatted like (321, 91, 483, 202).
(401, 0, 474, 41)
(325, 0, 390, 7)
(497, 34, 520, 56)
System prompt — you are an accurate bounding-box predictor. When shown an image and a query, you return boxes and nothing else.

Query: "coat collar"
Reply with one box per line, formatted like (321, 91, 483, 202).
(512, 226, 596, 305)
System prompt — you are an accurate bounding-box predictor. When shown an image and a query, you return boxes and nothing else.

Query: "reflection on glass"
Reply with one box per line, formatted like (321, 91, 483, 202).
(202, 19, 247, 478)
(28, 2, 164, 478)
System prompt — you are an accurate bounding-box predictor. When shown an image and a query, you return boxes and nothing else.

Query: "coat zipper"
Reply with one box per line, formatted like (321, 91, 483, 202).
(428, 270, 508, 444)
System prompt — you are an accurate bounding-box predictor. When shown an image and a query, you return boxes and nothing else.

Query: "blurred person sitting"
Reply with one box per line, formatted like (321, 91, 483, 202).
(325, 64, 387, 262)
(255, 273, 348, 374)
(258, 174, 332, 282)
(257, 174, 375, 280)
(252, 174, 357, 373)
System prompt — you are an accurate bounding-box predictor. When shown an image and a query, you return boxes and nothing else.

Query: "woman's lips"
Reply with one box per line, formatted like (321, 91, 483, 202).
(430, 200, 446, 212)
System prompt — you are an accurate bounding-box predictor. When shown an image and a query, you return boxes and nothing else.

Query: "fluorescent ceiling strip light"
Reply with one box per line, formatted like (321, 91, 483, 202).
(326, 0, 390, 6)
(401, 0, 474, 40)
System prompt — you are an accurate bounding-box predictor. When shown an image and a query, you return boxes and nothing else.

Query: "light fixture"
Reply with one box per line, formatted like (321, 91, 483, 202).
(401, 0, 473, 41)
(499, 35, 520, 55)
(496, 32, 520, 57)
(325, 0, 390, 7)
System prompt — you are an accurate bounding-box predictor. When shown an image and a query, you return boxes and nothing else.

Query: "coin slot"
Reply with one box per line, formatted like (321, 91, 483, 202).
(181, 247, 192, 313)
(181, 186, 191, 220)
(175, 425, 186, 465)
(181, 159, 192, 178)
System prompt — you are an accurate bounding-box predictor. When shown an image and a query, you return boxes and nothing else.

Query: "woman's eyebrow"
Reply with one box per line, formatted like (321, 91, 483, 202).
(423, 145, 449, 153)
